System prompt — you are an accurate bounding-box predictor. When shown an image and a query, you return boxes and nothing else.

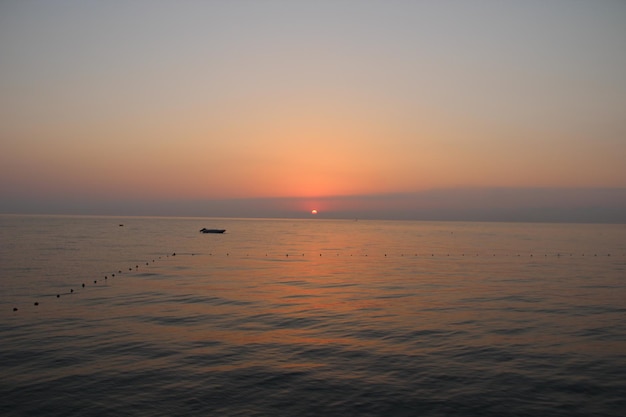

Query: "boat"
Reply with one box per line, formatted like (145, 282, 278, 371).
(199, 228, 226, 234)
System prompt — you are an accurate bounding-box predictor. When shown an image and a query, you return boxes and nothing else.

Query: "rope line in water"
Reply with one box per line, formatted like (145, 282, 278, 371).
(10, 252, 178, 313)
(10, 250, 622, 312)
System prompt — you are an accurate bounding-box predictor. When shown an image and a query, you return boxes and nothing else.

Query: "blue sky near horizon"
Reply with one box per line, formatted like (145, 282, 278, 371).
(1, 1, 625, 221)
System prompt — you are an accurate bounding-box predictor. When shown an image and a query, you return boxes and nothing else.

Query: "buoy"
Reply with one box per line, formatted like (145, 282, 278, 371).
(13, 307, 18, 311)
(56, 294, 60, 298)
(34, 302, 39, 306)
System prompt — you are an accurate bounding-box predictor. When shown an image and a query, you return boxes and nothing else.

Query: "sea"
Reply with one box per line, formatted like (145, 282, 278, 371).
(1, 214, 625, 417)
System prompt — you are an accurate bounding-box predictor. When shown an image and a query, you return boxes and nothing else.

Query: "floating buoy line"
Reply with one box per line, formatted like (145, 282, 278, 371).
(10, 250, 622, 313)
(211, 251, 620, 260)
(10, 251, 181, 313)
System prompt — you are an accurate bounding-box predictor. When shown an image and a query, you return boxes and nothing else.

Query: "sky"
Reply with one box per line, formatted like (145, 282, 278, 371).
(1, 1, 625, 221)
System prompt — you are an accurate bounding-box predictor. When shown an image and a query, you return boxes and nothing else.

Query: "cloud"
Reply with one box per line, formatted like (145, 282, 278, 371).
(2, 187, 625, 223)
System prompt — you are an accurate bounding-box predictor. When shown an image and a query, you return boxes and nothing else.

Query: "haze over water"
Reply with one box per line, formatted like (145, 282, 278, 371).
(2, 215, 625, 416)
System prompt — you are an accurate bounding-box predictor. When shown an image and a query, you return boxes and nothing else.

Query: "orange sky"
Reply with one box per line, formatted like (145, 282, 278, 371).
(1, 1, 625, 218)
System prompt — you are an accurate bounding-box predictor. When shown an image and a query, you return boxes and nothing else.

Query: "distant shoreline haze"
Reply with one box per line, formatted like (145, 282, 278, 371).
(2, 187, 625, 224)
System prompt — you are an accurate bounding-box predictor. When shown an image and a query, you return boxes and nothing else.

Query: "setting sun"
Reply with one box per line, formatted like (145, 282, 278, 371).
(311, 209, 318, 215)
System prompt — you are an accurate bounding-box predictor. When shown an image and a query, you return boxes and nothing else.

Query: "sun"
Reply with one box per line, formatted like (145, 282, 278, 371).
(311, 209, 318, 215)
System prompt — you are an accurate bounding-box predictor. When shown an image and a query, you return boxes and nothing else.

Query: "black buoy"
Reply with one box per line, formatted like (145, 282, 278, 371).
(71, 289, 74, 293)
(56, 294, 60, 298)
(82, 283, 85, 288)
(13, 307, 18, 311)
(34, 302, 39, 306)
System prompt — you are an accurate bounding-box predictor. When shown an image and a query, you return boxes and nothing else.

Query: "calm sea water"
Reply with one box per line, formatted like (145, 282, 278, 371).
(1, 215, 625, 416)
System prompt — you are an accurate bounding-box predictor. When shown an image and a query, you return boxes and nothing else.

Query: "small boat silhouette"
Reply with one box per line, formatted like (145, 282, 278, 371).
(199, 228, 226, 234)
